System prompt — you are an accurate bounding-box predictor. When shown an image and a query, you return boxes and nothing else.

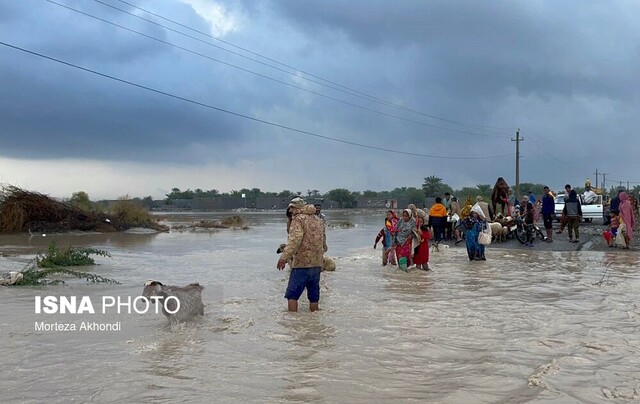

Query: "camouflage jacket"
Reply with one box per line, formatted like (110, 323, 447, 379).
(281, 204, 327, 268)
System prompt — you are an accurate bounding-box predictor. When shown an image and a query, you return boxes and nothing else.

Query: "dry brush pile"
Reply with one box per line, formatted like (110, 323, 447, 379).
(0, 186, 166, 234)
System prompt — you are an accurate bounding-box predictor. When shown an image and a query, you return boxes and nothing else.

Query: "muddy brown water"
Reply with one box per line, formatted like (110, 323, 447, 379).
(1, 212, 638, 403)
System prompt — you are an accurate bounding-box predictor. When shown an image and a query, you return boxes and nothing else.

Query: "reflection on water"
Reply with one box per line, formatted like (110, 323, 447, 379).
(1, 211, 639, 403)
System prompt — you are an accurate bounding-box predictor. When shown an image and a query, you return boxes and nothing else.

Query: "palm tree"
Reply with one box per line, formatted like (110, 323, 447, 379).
(422, 176, 443, 197)
(476, 184, 491, 198)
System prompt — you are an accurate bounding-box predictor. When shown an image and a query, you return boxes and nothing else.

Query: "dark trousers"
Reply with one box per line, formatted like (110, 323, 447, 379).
(567, 217, 580, 240)
(525, 223, 534, 243)
(430, 217, 446, 242)
(444, 221, 453, 240)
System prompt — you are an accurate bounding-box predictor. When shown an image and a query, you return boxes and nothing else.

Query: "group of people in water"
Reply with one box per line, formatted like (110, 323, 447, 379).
(276, 184, 637, 311)
(373, 195, 490, 270)
(372, 180, 638, 271)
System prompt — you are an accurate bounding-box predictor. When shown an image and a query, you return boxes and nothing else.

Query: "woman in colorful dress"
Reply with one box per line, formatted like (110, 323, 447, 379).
(394, 209, 417, 271)
(619, 191, 635, 248)
(462, 205, 487, 261)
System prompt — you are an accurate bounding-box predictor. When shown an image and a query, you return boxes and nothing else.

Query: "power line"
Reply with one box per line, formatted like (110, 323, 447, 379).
(0, 40, 515, 161)
(42, 0, 510, 140)
(605, 178, 640, 185)
(91, 0, 515, 135)
(525, 135, 569, 167)
(526, 133, 640, 186)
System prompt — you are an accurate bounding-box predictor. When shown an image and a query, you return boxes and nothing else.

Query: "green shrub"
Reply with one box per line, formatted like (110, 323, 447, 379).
(16, 260, 120, 286)
(36, 240, 111, 268)
(13, 241, 119, 285)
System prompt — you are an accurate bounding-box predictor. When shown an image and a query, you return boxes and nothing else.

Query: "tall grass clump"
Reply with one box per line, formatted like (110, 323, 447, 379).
(108, 195, 154, 226)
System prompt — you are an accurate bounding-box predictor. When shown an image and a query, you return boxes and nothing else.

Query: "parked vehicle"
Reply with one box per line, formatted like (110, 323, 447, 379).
(514, 216, 546, 244)
(554, 193, 604, 222)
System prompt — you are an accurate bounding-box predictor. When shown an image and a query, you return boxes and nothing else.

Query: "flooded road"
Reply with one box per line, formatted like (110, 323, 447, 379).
(1, 212, 639, 403)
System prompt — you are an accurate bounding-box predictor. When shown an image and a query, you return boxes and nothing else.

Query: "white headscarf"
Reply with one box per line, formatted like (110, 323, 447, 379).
(471, 203, 486, 220)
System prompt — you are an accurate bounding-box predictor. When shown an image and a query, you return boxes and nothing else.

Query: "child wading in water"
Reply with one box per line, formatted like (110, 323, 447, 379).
(374, 210, 398, 265)
(412, 223, 431, 271)
(605, 211, 620, 247)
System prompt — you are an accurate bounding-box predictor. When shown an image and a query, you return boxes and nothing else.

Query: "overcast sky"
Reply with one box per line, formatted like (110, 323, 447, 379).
(1, 0, 639, 200)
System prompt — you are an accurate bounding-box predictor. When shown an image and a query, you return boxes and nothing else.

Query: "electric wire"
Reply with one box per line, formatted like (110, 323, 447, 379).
(92, 0, 515, 135)
(0, 40, 515, 161)
(522, 134, 640, 187)
(42, 0, 510, 139)
(606, 179, 640, 185)
(523, 134, 569, 167)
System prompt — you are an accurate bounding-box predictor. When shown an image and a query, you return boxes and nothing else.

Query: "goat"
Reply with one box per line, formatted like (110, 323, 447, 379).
(142, 280, 204, 324)
(0, 271, 23, 286)
(489, 222, 508, 243)
(276, 243, 335, 271)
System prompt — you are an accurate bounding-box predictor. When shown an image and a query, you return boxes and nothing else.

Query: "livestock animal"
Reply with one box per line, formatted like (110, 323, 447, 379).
(276, 244, 336, 271)
(0, 271, 23, 286)
(493, 214, 515, 242)
(491, 177, 511, 217)
(142, 281, 204, 324)
(488, 222, 508, 242)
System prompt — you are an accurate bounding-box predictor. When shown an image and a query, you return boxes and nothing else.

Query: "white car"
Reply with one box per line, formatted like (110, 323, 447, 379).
(554, 193, 604, 222)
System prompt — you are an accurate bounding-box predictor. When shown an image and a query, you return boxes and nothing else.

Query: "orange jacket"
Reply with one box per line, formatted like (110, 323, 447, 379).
(429, 203, 448, 218)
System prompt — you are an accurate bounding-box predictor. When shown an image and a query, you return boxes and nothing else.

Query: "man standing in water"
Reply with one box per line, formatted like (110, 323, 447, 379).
(277, 197, 328, 312)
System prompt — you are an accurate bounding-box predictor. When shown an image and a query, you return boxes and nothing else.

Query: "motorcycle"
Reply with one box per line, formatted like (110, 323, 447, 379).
(514, 216, 547, 244)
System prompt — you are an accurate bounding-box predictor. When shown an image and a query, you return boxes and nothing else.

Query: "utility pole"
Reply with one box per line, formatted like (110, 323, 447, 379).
(511, 129, 523, 199)
(602, 173, 607, 191)
(593, 168, 599, 189)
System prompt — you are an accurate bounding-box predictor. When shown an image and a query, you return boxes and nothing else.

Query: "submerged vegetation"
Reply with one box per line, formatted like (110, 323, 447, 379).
(36, 240, 111, 268)
(10, 241, 119, 286)
(16, 260, 120, 286)
(220, 215, 247, 228)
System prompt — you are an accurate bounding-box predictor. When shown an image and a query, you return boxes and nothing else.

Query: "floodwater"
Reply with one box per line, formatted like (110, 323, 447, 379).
(1, 211, 639, 403)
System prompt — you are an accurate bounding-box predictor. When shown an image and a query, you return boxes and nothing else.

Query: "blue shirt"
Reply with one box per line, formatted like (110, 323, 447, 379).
(541, 194, 555, 215)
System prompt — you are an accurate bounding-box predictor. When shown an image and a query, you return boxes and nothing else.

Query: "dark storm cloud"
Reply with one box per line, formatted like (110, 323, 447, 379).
(269, 0, 640, 101)
(0, 50, 253, 161)
(1, 0, 639, 193)
(0, 0, 301, 163)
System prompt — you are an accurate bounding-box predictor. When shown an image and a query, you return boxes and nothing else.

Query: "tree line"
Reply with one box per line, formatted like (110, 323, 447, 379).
(68, 176, 640, 211)
(161, 176, 556, 208)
